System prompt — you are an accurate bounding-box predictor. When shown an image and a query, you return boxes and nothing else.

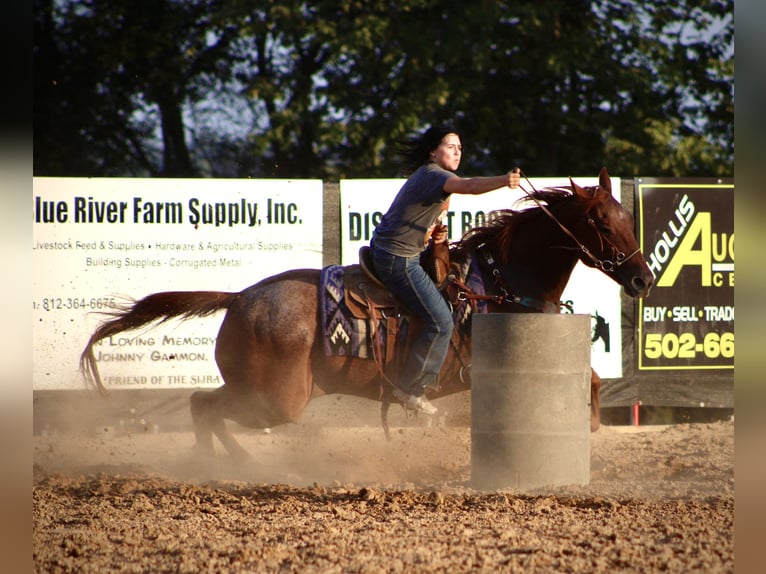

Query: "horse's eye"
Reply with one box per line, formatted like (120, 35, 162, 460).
(591, 218, 610, 235)
(589, 211, 610, 234)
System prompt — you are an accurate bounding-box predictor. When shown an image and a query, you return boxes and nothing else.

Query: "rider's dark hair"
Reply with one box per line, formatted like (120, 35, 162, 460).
(396, 125, 463, 175)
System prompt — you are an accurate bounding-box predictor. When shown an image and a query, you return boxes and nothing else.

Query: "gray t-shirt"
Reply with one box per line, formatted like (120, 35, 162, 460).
(372, 163, 454, 257)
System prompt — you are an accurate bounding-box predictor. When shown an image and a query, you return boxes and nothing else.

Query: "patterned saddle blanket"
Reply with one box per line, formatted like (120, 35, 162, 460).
(320, 264, 406, 360)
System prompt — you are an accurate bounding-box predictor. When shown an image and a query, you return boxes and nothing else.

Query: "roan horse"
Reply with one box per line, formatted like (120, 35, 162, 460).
(81, 168, 653, 458)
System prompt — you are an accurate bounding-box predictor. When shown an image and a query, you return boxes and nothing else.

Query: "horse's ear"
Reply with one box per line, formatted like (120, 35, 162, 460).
(569, 177, 591, 200)
(598, 167, 612, 196)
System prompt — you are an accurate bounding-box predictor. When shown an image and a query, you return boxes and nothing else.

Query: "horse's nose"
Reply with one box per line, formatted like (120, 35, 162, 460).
(631, 273, 654, 297)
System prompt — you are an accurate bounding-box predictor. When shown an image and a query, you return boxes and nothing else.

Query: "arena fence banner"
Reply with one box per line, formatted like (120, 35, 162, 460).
(32, 178, 323, 390)
(636, 178, 734, 372)
(340, 177, 624, 379)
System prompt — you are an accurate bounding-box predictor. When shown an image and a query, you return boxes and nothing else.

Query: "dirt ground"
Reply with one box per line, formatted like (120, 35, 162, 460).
(33, 403, 733, 573)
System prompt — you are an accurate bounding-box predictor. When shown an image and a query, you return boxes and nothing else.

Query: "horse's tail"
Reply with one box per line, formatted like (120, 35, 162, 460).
(80, 291, 239, 395)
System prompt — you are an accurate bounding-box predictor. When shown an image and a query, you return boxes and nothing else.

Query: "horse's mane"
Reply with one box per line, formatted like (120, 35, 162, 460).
(452, 186, 589, 263)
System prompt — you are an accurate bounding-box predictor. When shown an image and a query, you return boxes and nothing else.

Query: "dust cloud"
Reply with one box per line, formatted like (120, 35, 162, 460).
(33, 391, 734, 572)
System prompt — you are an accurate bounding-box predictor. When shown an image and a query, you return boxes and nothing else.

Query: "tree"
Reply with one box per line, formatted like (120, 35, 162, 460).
(596, 0, 734, 176)
(34, 0, 246, 177)
(33, 0, 733, 178)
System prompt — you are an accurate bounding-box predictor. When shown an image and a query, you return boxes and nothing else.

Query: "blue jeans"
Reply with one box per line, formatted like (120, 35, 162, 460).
(371, 245, 454, 396)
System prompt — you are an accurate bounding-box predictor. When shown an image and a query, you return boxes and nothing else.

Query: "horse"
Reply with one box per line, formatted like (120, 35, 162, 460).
(80, 167, 653, 458)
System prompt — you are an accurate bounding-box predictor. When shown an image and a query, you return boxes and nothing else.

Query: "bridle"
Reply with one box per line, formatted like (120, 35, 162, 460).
(517, 170, 641, 275)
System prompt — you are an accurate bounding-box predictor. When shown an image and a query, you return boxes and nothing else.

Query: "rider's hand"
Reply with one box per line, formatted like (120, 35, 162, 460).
(508, 167, 521, 189)
(431, 223, 449, 244)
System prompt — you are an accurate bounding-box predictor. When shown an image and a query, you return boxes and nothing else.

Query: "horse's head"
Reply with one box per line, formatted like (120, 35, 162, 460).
(567, 167, 654, 298)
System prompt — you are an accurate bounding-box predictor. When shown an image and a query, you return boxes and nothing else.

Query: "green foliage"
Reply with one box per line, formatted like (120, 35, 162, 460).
(34, 0, 733, 178)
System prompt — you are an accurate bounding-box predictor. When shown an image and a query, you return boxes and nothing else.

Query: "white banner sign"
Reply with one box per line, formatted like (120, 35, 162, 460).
(340, 177, 624, 378)
(33, 178, 323, 390)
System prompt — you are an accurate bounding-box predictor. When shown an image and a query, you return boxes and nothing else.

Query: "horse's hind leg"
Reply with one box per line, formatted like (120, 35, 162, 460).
(190, 387, 250, 459)
(190, 276, 318, 459)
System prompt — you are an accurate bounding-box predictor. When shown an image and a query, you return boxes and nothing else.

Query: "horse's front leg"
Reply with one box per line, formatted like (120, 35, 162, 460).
(590, 368, 601, 432)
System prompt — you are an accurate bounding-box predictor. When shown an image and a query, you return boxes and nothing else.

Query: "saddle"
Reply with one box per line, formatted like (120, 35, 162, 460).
(333, 248, 400, 386)
(350, 243, 451, 317)
(343, 248, 397, 320)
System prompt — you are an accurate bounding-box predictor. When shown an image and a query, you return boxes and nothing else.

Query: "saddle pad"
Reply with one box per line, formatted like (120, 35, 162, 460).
(320, 265, 407, 360)
(321, 265, 370, 358)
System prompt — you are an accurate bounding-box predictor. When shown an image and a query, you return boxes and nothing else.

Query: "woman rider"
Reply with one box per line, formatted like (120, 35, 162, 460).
(371, 126, 521, 414)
